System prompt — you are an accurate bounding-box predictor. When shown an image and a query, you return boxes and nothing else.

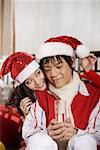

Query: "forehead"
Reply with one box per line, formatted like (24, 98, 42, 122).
(43, 56, 65, 66)
(27, 68, 40, 78)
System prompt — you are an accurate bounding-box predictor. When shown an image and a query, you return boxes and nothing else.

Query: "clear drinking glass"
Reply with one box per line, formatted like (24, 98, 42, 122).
(55, 100, 67, 122)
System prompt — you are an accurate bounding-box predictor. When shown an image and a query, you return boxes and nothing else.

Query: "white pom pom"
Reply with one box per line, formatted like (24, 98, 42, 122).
(76, 45, 90, 58)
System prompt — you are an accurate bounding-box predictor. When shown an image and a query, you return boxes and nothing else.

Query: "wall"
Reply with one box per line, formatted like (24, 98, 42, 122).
(0, 0, 100, 56)
(0, 0, 11, 57)
(14, 0, 100, 54)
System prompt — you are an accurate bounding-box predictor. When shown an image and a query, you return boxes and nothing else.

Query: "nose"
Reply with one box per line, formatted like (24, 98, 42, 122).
(34, 77, 40, 85)
(50, 68, 58, 78)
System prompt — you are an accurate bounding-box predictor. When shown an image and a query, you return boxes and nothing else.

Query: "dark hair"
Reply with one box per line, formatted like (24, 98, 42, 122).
(7, 82, 36, 116)
(40, 55, 74, 73)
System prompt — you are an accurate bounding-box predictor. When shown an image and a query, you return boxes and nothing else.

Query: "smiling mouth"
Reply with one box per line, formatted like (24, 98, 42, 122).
(53, 78, 62, 82)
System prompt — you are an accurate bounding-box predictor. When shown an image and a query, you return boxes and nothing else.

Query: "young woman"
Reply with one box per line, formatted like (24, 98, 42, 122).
(0, 51, 48, 149)
(0, 52, 47, 115)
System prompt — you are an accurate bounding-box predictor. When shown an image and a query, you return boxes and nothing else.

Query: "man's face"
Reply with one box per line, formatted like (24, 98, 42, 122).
(42, 57, 72, 88)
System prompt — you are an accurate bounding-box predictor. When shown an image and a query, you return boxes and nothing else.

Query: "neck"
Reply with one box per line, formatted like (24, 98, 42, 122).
(49, 71, 80, 101)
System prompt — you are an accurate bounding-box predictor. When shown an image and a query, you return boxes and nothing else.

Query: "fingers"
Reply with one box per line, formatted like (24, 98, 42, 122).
(47, 118, 77, 142)
(66, 117, 72, 123)
(50, 119, 58, 125)
(48, 120, 65, 133)
(52, 129, 66, 141)
(62, 126, 77, 140)
(87, 53, 96, 60)
(49, 126, 66, 140)
(51, 122, 65, 130)
(47, 120, 66, 140)
(65, 121, 73, 128)
(81, 54, 97, 72)
(20, 97, 32, 116)
(20, 97, 32, 105)
(48, 119, 74, 141)
(48, 125, 66, 141)
(60, 123, 77, 141)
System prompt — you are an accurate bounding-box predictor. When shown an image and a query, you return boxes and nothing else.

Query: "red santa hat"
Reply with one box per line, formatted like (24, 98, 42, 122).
(0, 52, 40, 84)
(36, 35, 90, 61)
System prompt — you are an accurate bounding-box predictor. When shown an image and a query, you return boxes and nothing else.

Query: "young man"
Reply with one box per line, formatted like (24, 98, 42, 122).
(35, 35, 100, 150)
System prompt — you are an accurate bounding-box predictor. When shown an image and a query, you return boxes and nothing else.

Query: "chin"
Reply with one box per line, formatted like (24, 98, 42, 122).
(54, 84, 64, 88)
(54, 81, 68, 88)
(40, 85, 47, 91)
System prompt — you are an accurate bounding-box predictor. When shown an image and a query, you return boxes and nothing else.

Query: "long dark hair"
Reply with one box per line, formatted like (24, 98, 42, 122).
(7, 82, 36, 116)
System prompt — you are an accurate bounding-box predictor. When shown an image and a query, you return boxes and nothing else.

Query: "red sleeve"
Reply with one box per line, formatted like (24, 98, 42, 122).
(82, 70, 100, 88)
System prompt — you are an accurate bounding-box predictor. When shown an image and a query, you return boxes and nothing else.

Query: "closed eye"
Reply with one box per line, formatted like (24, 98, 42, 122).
(56, 64, 63, 69)
(44, 69, 50, 72)
(43, 67, 50, 72)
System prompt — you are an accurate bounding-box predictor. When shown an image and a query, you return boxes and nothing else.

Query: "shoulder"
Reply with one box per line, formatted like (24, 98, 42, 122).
(30, 101, 44, 113)
(84, 82, 100, 98)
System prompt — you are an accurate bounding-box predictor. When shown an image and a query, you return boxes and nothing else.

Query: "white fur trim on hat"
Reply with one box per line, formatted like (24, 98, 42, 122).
(76, 45, 90, 58)
(36, 42, 74, 61)
(15, 60, 40, 84)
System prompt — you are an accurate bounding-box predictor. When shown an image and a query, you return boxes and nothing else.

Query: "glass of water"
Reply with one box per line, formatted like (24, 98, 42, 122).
(55, 99, 67, 122)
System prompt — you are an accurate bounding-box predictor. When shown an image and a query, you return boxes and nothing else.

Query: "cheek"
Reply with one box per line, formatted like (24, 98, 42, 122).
(44, 72, 50, 79)
(63, 68, 72, 81)
(26, 84, 35, 90)
(40, 72, 45, 79)
(61, 65, 72, 80)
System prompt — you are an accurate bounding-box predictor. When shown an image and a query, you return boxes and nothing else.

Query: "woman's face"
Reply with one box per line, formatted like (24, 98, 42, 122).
(24, 68, 47, 91)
